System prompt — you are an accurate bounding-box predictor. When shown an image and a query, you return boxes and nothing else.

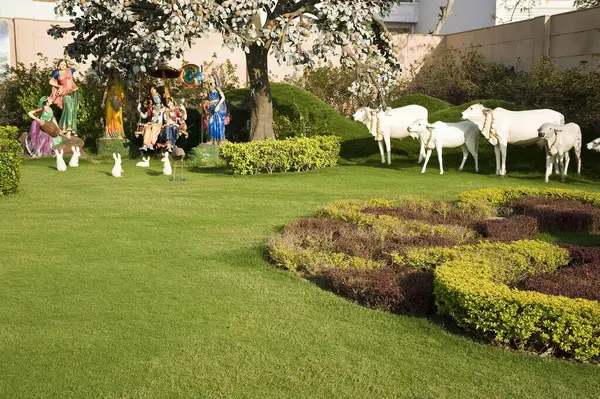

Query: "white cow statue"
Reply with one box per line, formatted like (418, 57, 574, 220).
(407, 119, 480, 175)
(586, 138, 600, 152)
(538, 122, 582, 183)
(461, 104, 564, 176)
(352, 105, 428, 165)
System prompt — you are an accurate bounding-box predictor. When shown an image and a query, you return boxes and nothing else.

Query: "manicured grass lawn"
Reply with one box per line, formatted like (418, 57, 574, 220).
(1, 157, 600, 398)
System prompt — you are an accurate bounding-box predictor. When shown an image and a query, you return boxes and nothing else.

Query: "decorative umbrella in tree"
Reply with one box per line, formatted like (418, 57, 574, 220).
(149, 65, 180, 99)
(49, 0, 403, 141)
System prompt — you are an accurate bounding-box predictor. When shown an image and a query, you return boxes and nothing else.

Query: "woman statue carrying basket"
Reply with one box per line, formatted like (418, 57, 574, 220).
(25, 96, 62, 157)
(49, 57, 80, 138)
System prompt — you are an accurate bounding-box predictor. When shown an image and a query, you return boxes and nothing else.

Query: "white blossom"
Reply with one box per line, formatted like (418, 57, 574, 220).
(50, 0, 402, 105)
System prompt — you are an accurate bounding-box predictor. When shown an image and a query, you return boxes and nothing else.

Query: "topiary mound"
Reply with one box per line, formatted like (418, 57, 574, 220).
(267, 188, 600, 362)
(389, 94, 452, 114)
(429, 99, 525, 123)
(225, 83, 368, 155)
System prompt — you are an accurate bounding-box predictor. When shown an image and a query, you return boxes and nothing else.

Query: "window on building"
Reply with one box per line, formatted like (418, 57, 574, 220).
(0, 20, 10, 72)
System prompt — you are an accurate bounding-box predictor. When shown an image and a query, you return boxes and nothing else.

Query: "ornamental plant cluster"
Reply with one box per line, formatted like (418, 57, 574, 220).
(0, 126, 22, 196)
(219, 136, 340, 175)
(267, 188, 600, 361)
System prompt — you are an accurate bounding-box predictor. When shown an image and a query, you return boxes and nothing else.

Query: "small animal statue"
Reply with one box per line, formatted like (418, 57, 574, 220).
(69, 146, 81, 167)
(136, 156, 150, 168)
(112, 153, 123, 177)
(537, 122, 582, 183)
(586, 138, 600, 152)
(161, 152, 172, 176)
(55, 148, 67, 172)
(407, 119, 480, 175)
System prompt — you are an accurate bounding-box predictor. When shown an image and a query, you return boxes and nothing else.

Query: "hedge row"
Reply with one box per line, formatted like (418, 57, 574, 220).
(0, 126, 22, 196)
(434, 241, 600, 361)
(219, 136, 340, 175)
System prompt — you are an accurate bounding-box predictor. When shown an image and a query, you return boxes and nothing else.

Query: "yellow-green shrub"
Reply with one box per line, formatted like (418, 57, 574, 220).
(219, 135, 340, 175)
(434, 240, 600, 361)
(267, 232, 384, 276)
(317, 199, 477, 243)
(0, 126, 23, 196)
(459, 187, 600, 218)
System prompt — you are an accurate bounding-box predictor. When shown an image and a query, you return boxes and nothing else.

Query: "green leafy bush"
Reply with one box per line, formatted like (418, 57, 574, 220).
(434, 240, 600, 361)
(273, 100, 330, 139)
(284, 63, 372, 116)
(0, 126, 21, 141)
(0, 126, 23, 196)
(219, 136, 340, 175)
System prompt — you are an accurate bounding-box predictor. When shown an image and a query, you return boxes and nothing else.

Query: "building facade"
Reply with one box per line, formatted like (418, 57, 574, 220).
(384, 0, 575, 34)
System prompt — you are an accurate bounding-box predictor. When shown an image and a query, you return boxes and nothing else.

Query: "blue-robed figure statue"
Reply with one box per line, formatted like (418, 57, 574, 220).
(207, 74, 228, 145)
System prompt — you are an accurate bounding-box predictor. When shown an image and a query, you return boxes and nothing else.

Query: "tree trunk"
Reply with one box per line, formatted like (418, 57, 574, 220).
(246, 44, 275, 141)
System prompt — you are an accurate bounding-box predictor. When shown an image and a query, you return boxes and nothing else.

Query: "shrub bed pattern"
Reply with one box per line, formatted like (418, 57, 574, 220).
(268, 188, 600, 362)
(219, 136, 340, 175)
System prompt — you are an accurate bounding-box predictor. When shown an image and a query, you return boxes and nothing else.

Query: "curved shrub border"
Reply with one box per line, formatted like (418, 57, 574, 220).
(459, 187, 600, 218)
(268, 189, 600, 361)
(436, 188, 600, 361)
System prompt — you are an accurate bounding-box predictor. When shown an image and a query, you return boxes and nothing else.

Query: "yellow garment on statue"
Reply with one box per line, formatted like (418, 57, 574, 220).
(105, 83, 125, 139)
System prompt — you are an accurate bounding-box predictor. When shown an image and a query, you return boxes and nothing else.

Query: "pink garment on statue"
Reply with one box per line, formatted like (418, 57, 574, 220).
(27, 120, 54, 157)
(50, 68, 78, 110)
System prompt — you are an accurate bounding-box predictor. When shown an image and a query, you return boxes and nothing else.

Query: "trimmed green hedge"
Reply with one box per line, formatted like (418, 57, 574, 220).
(459, 187, 600, 218)
(219, 136, 340, 175)
(434, 240, 600, 361)
(0, 134, 23, 196)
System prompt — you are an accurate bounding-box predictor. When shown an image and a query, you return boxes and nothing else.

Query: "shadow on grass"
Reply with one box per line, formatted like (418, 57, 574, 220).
(187, 166, 230, 175)
(145, 170, 164, 177)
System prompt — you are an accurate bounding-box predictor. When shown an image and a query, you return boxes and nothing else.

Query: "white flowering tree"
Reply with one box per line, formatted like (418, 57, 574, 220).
(49, 0, 403, 140)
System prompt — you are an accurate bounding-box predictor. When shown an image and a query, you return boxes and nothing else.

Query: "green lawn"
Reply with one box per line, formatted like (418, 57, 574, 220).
(1, 157, 600, 398)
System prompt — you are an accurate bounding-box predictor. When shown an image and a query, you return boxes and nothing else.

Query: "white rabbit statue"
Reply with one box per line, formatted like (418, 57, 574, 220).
(162, 152, 172, 176)
(136, 156, 150, 168)
(112, 153, 123, 177)
(69, 146, 81, 167)
(55, 148, 67, 172)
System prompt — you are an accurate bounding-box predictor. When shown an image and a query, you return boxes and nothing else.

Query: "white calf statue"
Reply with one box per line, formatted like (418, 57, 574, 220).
(407, 119, 480, 175)
(352, 105, 428, 165)
(461, 104, 564, 176)
(538, 122, 582, 183)
(586, 138, 600, 152)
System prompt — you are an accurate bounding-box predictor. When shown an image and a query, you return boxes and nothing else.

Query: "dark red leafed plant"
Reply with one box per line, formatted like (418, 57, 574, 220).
(509, 197, 600, 233)
(476, 216, 538, 242)
(311, 266, 434, 316)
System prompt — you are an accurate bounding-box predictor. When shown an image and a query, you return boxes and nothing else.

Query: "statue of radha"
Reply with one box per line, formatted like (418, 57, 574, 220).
(207, 75, 228, 146)
(49, 57, 80, 139)
(102, 69, 126, 139)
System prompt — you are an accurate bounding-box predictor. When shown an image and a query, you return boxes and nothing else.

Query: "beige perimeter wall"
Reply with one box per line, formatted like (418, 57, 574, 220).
(2, 6, 600, 86)
(443, 7, 600, 70)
